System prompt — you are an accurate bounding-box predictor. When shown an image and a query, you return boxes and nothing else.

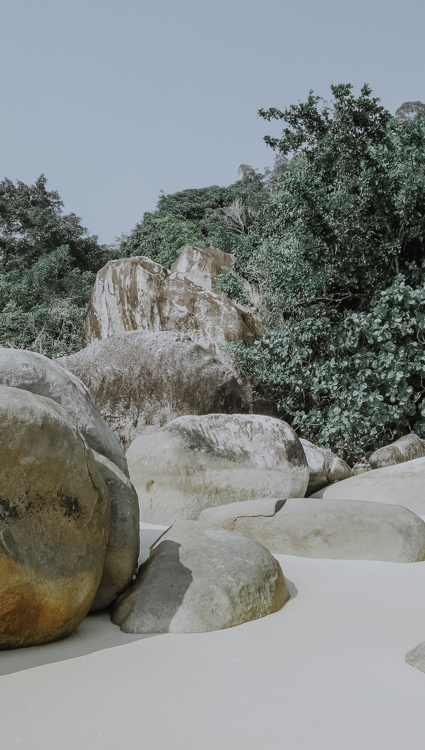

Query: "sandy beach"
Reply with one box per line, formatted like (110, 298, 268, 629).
(2, 523, 425, 750)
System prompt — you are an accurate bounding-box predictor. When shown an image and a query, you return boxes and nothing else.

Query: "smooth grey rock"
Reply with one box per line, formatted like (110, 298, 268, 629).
(369, 434, 425, 469)
(0, 386, 109, 649)
(126, 414, 309, 524)
(310, 457, 425, 514)
(258, 498, 425, 561)
(0, 347, 128, 476)
(406, 641, 425, 673)
(91, 452, 140, 610)
(199, 496, 425, 562)
(111, 521, 288, 634)
(83, 255, 262, 359)
(59, 331, 248, 450)
(300, 438, 353, 494)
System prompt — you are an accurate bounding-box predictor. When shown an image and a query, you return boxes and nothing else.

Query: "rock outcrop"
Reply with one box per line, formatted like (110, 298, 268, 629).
(300, 439, 353, 494)
(0, 386, 109, 649)
(90, 452, 140, 611)
(311, 457, 425, 514)
(59, 331, 248, 450)
(369, 434, 425, 469)
(170, 246, 233, 290)
(83, 255, 262, 358)
(126, 414, 309, 524)
(199, 497, 425, 562)
(0, 347, 128, 476)
(111, 521, 288, 634)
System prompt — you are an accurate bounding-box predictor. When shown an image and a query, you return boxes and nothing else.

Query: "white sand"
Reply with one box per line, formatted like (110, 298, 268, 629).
(2, 524, 425, 749)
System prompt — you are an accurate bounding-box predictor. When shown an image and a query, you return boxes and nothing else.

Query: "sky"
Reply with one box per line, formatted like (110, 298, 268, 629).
(1, 0, 425, 245)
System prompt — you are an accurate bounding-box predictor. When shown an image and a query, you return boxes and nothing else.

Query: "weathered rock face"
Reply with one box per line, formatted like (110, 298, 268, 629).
(170, 246, 233, 291)
(59, 331, 248, 450)
(300, 439, 353, 494)
(199, 497, 425, 562)
(369, 434, 425, 469)
(111, 521, 288, 634)
(90, 452, 140, 611)
(0, 386, 109, 649)
(311, 457, 425, 514)
(83, 256, 262, 358)
(126, 414, 309, 524)
(0, 348, 128, 476)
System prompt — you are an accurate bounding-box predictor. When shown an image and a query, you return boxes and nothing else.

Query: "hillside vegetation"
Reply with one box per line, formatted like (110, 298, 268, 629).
(2, 85, 425, 460)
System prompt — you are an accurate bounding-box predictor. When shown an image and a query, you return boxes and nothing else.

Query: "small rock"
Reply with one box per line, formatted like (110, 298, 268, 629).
(369, 434, 425, 469)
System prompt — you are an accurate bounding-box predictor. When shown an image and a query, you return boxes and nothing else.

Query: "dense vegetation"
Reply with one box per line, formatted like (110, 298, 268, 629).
(0, 176, 112, 357)
(3, 85, 425, 459)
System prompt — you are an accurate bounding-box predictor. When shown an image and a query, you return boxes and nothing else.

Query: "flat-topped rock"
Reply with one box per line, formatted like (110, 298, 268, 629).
(59, 331, 248, 450)
(126, 414, 309, 524)
(170, 246, 234, 290)
(200, 496, 425, 562)
(111, 521, 288, 634)
(311, 457, 425, 514)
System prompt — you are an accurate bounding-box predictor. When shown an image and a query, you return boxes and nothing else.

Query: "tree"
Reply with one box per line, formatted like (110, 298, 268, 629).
(0, 175, 109, 357)
(232, 84, 425, 460)
(395, 101, 425, 122)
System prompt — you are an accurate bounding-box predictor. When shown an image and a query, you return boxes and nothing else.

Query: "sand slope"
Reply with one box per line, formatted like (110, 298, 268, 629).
(1, 525, 425, 750)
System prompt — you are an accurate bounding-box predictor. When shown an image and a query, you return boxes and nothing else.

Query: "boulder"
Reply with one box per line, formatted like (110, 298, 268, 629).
(111, 521, 288, 634)
(406, 641, 425, 674)
(170, 246, 260, 308)
(369, 434, 425, 469)
(310, 457, 425, 514)
(91, 452, 140, 611)
(126, 414, 309, 524)
(0, 386, 109, 649)
(170, 246, 233, 291)
(59, 331, 248, 450)
(300, 438, 353, 494)
(83, 256, 262, 359)
(199, 497, 425, 562)
(0, 348, 128, 476)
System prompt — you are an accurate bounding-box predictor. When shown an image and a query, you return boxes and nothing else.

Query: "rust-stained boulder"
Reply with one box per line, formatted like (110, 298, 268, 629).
(126, 414, 309, 524)
(0, 386, 109, 649)
(59, 331, 248, 450)
(83, 256, 262, 358)
(0, 347, 128, 476)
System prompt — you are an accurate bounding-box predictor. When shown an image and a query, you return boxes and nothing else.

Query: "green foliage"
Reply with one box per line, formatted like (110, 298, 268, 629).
(0, 176, 106, 357)
(213, 268, 250, 306)
(233, 84, 425, 459)
(119, 170, 270, 270)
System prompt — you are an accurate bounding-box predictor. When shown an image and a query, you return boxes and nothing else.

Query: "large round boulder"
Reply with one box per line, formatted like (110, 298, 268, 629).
(199, 497, 425, 562)
(126, 414, 309, 524)
(90, 452, 140, 611)
(311, 456, 425, 514)
(59, 331, 248, 450)
(111, 521, 288, 634)
(0, 386, 110, 649)
(0, 348, 128, 476)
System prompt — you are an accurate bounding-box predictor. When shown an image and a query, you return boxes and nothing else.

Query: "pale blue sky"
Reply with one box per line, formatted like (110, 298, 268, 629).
(1, 0, 424, 244)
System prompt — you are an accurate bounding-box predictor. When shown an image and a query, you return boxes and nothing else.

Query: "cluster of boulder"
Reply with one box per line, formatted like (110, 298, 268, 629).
(3, 244, 425, 651)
